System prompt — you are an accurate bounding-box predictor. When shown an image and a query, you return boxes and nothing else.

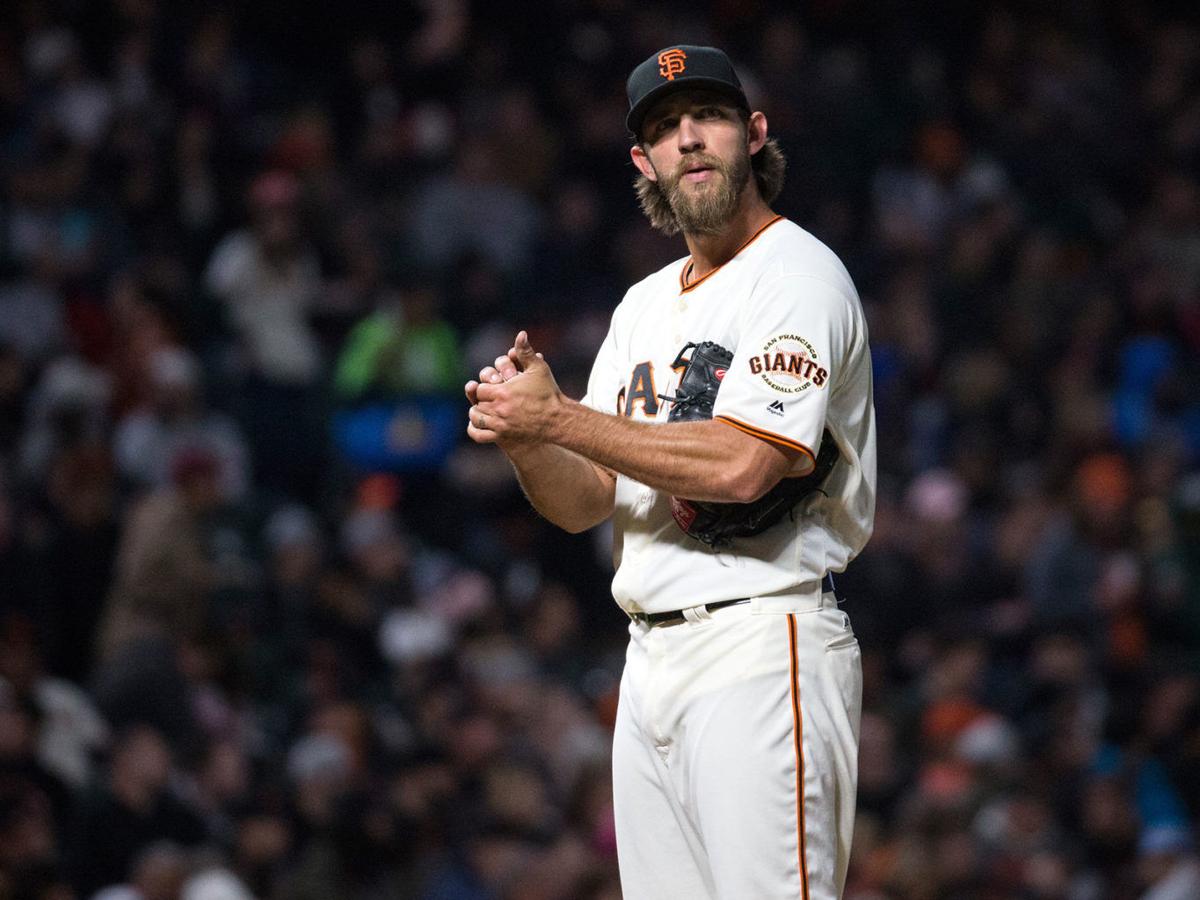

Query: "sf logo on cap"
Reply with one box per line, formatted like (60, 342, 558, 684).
(658, 48, 687, 80)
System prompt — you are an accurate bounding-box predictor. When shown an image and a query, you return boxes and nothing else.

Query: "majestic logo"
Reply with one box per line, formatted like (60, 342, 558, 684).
(715, 368, 726, 381)
(767, 400, 785, 416)
(658, 48, 688, 81)
(749, 334, 829, 394)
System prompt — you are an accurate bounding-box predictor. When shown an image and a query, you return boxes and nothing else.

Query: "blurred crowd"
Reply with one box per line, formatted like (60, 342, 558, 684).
(1, 1, 1199, 898)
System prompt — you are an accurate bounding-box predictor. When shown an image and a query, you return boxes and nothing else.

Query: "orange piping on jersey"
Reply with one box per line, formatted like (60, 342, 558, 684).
(715, 415, 817, 466)
(678, 214, 785, 293)
(787, 614, 811, 900)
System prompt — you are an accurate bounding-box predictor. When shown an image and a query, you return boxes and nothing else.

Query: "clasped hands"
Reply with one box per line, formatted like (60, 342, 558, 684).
(464, 331, 564, 445)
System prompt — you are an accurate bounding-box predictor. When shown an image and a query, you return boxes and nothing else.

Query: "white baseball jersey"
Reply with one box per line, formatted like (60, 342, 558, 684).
(583, 216, 877, 615)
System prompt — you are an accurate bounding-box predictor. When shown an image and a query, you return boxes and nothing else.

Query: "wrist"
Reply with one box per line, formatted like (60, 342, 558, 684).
(503, 440, 542, 464)
(545, 395, 582, 446)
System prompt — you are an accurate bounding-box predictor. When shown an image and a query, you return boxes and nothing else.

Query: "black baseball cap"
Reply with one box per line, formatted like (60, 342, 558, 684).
(626, 45, 750, 138)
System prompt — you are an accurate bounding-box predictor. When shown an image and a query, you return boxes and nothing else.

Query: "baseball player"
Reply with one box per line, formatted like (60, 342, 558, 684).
(466, 45, 875, 899)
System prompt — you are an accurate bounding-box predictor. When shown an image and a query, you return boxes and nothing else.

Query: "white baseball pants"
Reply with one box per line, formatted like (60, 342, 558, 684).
(612, 593, 862, 899)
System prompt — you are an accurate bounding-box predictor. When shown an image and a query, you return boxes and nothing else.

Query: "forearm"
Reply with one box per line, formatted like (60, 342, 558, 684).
(547, 399, 778, 503)
(504, 442, 615, 533)
(469, 336, 792, 505)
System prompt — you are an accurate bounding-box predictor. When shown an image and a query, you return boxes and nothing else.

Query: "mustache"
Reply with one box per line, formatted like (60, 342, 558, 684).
(669, 154, 726, 182)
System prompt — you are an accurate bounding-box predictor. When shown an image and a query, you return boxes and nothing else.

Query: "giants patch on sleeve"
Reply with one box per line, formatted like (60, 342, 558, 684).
(747, 334, 829, 393)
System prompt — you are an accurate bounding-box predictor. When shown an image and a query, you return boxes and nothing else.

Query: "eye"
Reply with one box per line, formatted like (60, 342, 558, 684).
(698, 106, 722, 119)
(652, 117, 678, 137)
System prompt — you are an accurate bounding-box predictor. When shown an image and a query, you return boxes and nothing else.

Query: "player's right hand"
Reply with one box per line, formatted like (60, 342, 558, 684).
(470, 332, 559, 445)
(463, 333, 531, 405)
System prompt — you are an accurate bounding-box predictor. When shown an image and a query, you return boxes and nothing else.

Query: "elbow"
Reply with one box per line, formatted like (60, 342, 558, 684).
(560, 512, 609, 534)
(549, 503, 612, 534)
(560, 516, 593, 534)
(722, 464, 780, 504)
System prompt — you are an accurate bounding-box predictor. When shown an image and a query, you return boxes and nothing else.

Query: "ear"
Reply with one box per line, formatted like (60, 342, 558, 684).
(747, 111, 768, 156)
(630, 144, 657, 182)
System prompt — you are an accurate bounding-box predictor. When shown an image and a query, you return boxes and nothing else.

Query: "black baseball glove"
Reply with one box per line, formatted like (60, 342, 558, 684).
(659, 341, 839, 548)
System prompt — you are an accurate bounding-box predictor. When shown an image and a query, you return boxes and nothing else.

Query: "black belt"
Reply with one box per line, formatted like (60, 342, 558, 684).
(629, 573, 837, 628)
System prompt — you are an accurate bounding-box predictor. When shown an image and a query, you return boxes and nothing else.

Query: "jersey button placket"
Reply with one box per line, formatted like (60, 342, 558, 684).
(673, 292, 687, 346)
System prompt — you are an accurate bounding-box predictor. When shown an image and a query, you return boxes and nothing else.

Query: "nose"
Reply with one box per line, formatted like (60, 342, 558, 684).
(676, 115, 704, 153)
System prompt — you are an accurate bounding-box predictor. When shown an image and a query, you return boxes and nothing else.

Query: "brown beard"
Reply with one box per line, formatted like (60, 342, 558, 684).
(660, 147, 751, 236)
(635, 137, 787, 236)
(637, 144, 752, 237)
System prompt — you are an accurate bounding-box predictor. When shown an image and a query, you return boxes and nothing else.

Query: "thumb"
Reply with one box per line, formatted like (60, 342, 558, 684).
(514, 331, 545, 369)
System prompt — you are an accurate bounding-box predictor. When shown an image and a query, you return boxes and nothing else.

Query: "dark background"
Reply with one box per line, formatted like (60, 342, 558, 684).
(1, 1, 1199, 898)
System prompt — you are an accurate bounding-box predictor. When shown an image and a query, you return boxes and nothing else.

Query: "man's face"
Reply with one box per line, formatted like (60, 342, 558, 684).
(636, 91, 753, 235)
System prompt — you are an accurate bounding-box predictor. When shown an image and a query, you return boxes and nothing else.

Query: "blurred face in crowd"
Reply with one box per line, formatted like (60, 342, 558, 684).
(631, 90, 763, 235)
(201, 738, 251, 807)
(469, 831, 534, 892)
(0, 790, 58, 872)
(1072, 454, 1131, 539)
(48, 447, 115, 528)
(175, 455, 223, 512)
(130, 844, 188, 900)
(482, 760, 553, 831)
(273, 539, 322, 586)
(112, 726, 173, 809)
(389, 759, 457, 821)
(249, 172, 303, 254)
(255, 201, 300, 253)
(527, 583, 581, 657)
(120, 728, 173, 786)
(351, 531, 410, 584)
(237, 814, 293, 871)
(0, 631, 40, 693)
(0, 695, 35, 759)
(1080, 778, 1138, 854)
(857, 712, 900, 797)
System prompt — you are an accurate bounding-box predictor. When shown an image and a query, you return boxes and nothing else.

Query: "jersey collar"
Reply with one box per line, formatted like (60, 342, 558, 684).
(679, 214, 785, 294)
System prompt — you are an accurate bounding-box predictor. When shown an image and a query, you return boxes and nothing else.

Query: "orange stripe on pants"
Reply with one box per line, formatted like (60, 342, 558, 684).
(787, 613, 810, 900)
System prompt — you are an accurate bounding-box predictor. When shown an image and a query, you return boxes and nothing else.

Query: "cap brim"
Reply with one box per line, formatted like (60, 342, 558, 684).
(627, 77, 749, 138)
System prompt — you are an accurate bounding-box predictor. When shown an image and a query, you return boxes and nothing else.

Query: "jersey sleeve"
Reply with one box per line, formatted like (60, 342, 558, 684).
(712, 274, 854, 466)
(580, 306, 624, 415)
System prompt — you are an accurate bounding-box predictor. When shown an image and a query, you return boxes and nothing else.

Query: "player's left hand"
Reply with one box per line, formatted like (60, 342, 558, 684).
(469, 331, 562, 444)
